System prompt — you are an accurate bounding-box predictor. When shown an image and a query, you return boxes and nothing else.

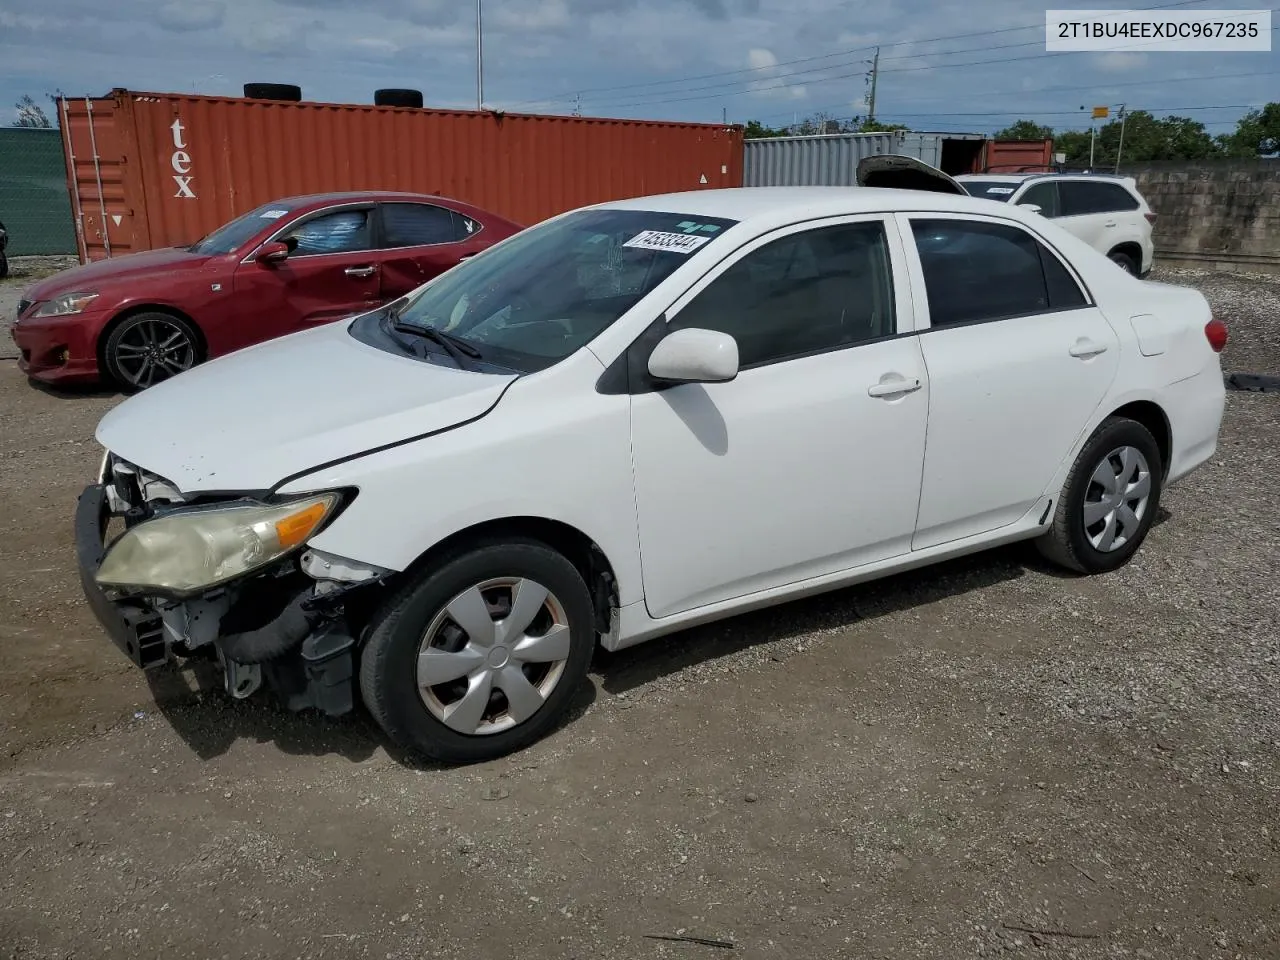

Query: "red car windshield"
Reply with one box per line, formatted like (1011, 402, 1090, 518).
(189, 202, 303, 255)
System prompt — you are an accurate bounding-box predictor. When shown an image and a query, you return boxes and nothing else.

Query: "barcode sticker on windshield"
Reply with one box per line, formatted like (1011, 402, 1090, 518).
(260, 209, 289, 219)
(985, 187, 1015, 195)
(622, 230, 713, 254)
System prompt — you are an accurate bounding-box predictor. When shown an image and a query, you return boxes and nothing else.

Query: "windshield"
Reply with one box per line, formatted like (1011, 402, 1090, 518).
(958, 180, 1022, 201)
(351, 208, 740, 373)
(189, 202, 301, 255)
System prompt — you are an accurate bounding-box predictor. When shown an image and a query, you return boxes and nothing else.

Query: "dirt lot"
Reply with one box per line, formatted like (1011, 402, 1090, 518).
(1, 261, 1278, 959)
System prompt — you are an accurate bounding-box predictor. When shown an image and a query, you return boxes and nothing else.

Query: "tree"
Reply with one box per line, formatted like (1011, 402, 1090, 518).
(1217, 103, 1280, 157)
(13, 94, 51, 128)
(743, 119, 789, 139)
(858, 119, 909, 133)
(994, 120, 1054, 140)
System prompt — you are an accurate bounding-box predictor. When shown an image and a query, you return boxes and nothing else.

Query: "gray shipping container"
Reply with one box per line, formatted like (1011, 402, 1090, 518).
(743, 132, 903, 187)
(744, 131, 988, 186)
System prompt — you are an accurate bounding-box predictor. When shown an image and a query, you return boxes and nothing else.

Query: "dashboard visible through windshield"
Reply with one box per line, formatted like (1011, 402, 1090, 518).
(348, 208, 740, 373)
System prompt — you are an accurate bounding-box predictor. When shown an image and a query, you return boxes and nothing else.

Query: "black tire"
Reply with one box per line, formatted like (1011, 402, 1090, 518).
(374, 88, 424, 108)
(102, 311, 202, 392)
(1108, 250, 1138, 275)
(0, 252, 8, 280)
(243, 82, 302, 102)
(359, 538, 596, 764)
(1036, 416, 1164, 575)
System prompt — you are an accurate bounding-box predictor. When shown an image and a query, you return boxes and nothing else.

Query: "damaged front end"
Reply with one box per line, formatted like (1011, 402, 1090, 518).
(74, 452, 391, 716)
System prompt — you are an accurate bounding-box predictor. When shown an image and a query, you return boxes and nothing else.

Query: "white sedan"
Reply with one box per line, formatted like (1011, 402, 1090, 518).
(75, 157, 1228, 763)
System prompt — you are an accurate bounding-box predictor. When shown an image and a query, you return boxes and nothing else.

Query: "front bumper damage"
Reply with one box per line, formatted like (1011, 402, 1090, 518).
(74, 455, 390, 716)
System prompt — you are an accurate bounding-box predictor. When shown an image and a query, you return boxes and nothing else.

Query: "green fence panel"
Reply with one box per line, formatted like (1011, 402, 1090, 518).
(0, 127, 77, 256)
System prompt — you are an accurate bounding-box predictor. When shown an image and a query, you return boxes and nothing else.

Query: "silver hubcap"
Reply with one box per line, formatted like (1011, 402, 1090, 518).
(115, 319, 195, 388)
(416, 577, 571, 736)
(1083, 445, 1152, 552)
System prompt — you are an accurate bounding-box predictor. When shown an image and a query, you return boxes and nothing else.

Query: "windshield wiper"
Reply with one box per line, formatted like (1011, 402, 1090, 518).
(392, 319, 483, 369)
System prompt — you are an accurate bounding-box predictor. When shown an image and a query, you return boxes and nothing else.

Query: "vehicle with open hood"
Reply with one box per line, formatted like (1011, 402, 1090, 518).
(76, 181, 1226, 763)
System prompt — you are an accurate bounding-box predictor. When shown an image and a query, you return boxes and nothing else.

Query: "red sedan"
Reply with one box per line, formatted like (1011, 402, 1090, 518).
(12, 191, 523, 390)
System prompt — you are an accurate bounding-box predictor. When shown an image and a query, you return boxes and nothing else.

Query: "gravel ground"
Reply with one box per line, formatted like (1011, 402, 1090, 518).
(0, 263, 1277, 959)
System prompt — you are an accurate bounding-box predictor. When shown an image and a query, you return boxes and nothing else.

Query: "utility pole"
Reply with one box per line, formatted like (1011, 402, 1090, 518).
(866, 46, 880, 124)
(475, 0, 484, 110)
(573, 94, 582, 117)
(722, 106, 727, 125)
(1114, 103, 1128, 173)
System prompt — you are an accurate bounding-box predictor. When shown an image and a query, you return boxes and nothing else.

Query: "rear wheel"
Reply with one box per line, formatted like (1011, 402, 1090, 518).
(103, 311, 201, 392)
(1108, 250, 1138, 275)
(1036, 416, 1163, 574)
(359, 539, 596, 764)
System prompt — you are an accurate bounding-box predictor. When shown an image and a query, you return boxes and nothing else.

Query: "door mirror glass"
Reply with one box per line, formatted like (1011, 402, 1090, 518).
(648, 327, 739, 384)
(256, 241, 291, 265)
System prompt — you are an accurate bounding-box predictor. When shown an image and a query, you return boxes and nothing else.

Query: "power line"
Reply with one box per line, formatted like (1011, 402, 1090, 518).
(509, 0, 1216, 107)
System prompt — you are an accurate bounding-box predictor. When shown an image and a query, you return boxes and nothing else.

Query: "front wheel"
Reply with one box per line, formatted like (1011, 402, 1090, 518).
(359, 539, 596, 764)
(1036, 416, 1164, 574)
(103, 311, 201, 392)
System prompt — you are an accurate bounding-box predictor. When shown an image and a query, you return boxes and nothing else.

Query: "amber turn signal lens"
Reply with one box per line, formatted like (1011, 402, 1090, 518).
(275, 501, 330, 549)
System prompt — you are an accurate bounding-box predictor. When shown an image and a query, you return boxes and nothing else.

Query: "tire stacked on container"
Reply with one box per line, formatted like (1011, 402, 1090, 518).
(243, 83, 303, 101)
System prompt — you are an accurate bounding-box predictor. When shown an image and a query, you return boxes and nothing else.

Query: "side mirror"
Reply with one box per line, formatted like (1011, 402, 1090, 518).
(647, 327, 739, 385)
(256, 241, 291, 265)
(1017, 202, 1043, 215)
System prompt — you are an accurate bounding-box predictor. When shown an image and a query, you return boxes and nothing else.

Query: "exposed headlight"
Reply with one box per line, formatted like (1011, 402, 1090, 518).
(96, 493, 341, 596)
(32, 291, 100, 318)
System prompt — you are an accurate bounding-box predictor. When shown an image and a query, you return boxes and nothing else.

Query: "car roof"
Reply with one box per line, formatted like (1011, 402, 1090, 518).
(593, 186, 1026, 221)
(273, 191, 472, 208)
(957, 172, 1138, 185)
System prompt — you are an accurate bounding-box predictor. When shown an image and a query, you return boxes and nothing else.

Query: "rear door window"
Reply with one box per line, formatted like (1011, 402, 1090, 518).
(910, 218, 1087, 327)
(381, 202, 473, 247)
(1059, 181, 1140, 216)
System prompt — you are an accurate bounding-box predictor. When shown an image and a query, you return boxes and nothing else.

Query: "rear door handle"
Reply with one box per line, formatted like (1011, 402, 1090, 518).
(867, 376, 922, 398)
(1104, 220, 1117, 228)
(1069, 338, 1109, 359)
(345, 265, 377, 277)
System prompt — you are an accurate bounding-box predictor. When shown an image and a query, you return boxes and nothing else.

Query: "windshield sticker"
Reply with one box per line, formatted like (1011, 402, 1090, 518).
(984, 187, 1015, 195)
(623, 230, 713, 254)
(675, 221, 722, 234)
(260, 209, 289, 219)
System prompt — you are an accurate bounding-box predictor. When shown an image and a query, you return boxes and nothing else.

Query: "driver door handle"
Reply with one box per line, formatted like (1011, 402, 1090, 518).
(345, 265, 377, 277)
(867, 376, 922, 398)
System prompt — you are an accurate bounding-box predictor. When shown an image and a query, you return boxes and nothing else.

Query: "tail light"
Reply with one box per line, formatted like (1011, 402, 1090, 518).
(1205, 317, 1228, 353)
(1144, 213, 1157, 224)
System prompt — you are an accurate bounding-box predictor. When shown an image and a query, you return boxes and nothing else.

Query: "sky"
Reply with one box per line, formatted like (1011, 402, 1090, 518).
(1, 0, 1276, 135)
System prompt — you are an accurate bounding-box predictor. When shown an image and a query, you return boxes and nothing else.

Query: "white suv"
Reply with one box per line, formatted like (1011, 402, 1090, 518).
(955, 173, 1156, 277)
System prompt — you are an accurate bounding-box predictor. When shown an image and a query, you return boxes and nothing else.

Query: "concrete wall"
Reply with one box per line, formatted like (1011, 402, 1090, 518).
(1128, 159, 1280, 273)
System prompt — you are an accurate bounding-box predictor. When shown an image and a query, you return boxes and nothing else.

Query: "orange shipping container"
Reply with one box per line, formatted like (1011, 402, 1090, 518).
(58, 89, 745, 262)
(982, 138, 1056, 174)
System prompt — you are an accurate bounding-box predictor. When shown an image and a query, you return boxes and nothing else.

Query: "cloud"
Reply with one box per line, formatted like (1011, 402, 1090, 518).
(157, 1, 225, 31)
(1092, 51, 1149, 73)
(0, 0, 1269, 136)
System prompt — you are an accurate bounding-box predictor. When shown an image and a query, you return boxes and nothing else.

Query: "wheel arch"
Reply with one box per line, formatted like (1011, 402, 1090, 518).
(1108, 399, 1172, 480)
(397, 516, 621, 640)
(97, 303, 208, 374)
(1106, 241, 1143, 267)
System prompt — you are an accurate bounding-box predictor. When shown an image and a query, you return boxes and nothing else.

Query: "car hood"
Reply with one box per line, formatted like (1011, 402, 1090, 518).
(24, 247, 211, 301)
(856, 154, 967, 195)
(95, 320, 518, 493)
